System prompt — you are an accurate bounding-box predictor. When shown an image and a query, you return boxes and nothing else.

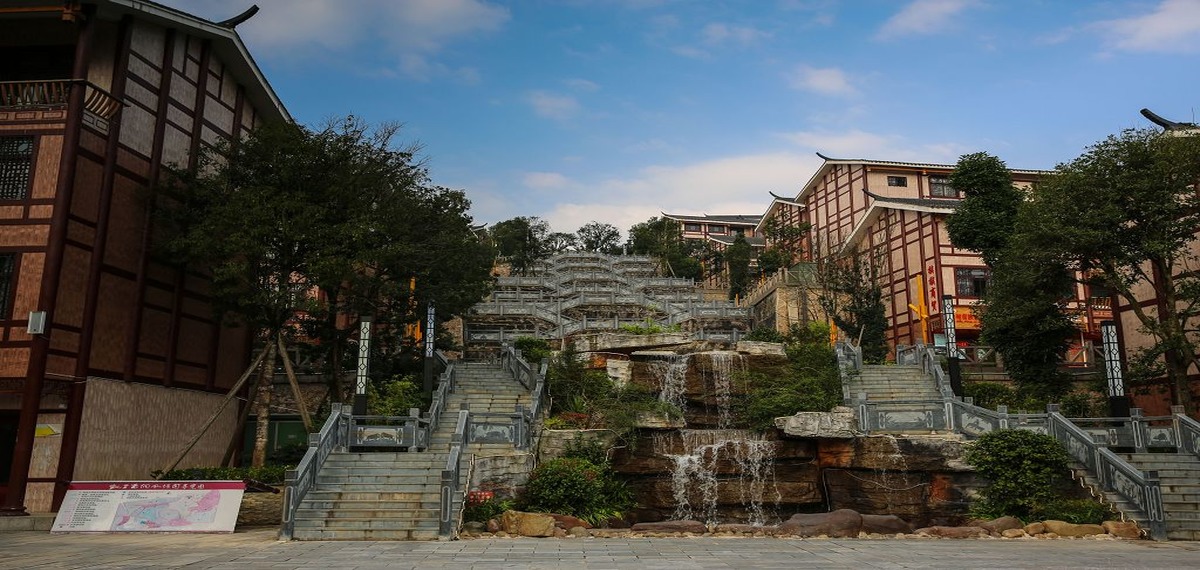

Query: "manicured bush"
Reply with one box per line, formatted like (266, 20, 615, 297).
(963, 429, 1070, 520)
(963, 382, 1019, 410)
(462, 497, 515, 523)
(736, 324, 841, 430)
(520, 457, 633, 526)
(514, 336, 552, 365)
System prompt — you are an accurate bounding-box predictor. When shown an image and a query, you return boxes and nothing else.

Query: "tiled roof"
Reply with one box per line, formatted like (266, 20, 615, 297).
(662, 213, 762, 225)
(864, 191, 959, 212)
(707, 235, 766, 247)
(814, 152, 1050, 176)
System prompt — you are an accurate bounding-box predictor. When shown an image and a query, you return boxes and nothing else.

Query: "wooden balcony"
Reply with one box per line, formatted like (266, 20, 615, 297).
(0, 79, 124, 130)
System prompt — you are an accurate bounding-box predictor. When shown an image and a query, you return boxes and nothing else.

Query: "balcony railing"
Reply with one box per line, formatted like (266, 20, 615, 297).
(0, 79, 124, 120)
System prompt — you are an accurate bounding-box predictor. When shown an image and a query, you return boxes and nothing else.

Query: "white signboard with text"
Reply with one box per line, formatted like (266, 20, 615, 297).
(52, 481, 244, 533)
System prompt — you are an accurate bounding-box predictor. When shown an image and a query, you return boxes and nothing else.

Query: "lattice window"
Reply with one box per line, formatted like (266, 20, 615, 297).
(955, 267, 990, 298)
(930, 175, 957, 197)
(0, 254, 14, 319)
(0, 136, 34, 200)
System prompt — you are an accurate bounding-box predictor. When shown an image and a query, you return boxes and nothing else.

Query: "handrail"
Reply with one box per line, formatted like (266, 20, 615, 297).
(440, 409, 470, 537)
(1174, 409, 1200, 460)
(0, 79, 125, 119)
(498, 344, 547, 450)
(1046, 409, 1166, 540)
(280, 403, 351, 540)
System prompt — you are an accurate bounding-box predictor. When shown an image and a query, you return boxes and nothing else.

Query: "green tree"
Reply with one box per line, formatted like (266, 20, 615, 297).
(816, 246, 888, 364)
(945, 153, 1022, 267)
(1015, 128, 1200, 413)
(963, 429, 1070, 520)
(626, 216, 702, 279)
(491, 216, 550, 275)
(159, 118, 491, 465)
(946, 152, 1074, 400)
(726, 233, 752, 300)
(577, 221, 622, 254)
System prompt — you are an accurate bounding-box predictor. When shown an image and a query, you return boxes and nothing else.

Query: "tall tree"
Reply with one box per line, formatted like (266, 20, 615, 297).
(544, 232, 578, 254)
(490, 216, 550, 275)
(945, 152, 1022, 267)
(726, 233, 752, 300)
(946, 152, 1073, 398)
(626, 216, 701, 279)
(1016, 128, 1200, 413)
(159, 118, 492, 465)
(816, 243, 888, 364)
(577, 221, 622, 254)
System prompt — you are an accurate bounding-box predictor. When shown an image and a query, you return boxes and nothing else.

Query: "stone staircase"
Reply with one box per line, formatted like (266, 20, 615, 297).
(289, 360, 531, 540)
(848, 365, 941, 402)
(1120, 452, 1200, 540)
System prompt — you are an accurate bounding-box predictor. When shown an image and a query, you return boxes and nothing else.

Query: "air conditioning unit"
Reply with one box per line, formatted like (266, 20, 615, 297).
(27, 311, 47, 335)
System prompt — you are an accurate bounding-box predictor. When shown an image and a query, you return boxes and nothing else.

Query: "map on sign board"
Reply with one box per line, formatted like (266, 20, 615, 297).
(52, 481, 244, 533)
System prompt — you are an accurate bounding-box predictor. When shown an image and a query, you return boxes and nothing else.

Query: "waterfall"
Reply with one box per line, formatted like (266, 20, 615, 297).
(653, 430, 780, 526)
(704, 351, 745, 430)
(651, 354, 690, 414)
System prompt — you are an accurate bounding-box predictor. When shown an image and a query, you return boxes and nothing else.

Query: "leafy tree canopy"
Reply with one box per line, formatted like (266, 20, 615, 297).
(577, 221, 623, 254)
(490, 216, 551, 275)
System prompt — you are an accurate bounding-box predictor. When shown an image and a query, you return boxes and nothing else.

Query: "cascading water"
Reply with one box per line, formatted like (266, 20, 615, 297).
(703, 351, 745, 429)
(651, 354, 690, 413)
(648, 351, 780, 526)
(653, 430, 780, 526)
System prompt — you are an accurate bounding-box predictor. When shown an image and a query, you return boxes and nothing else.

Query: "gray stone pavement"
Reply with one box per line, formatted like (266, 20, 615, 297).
(2, 528, 1199, 569)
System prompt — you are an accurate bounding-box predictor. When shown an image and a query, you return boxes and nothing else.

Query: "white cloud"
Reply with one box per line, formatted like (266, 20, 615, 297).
(564, 78, 601, 92)
(524, 91, 581, 120)
(780, 129, 967, 164)
(876, 0, 976, 40)
(785, 65, 858, 97)
(523, 172, 572, 189)
(166, 0, 509, 78)
(1095, 0, 1200, 53)
(541, 153, 821, 235)
(701, 23, 771, 46)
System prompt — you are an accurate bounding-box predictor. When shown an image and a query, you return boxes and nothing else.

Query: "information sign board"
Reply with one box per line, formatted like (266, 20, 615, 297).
(51, 481, 245, 533)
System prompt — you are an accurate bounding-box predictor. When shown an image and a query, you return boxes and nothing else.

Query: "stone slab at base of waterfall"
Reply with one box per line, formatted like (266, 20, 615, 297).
(775, 406, 858, 437)
(778, 509, 863, 537)
(572, 332, 692, 353)
(630, 520, 708, 533)
(734, 341, 786, 357)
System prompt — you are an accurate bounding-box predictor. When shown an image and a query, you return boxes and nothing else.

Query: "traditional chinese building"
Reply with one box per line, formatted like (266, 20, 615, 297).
(751, 154, 1110, 352)
(0, 0, 287, 514)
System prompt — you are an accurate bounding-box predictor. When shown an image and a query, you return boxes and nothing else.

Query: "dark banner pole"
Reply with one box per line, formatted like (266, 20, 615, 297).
(423, 303, 436, 396)
(352, 316, 372, 416)
(942, 295, 964, 397)
(1101, 320, 1132, 417)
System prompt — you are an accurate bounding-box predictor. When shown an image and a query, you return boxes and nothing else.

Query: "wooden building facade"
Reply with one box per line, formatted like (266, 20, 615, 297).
(0, 0, 287, 514)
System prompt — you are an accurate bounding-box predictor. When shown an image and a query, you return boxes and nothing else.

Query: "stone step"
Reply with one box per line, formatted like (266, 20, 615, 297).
(303, 483, 445, 493)
(302, 491, 442, 502)
(293, 518, 442, 531)
(292, 528, 441, 540)
(1166, 518, 1200, 529)
(1136, 468, 1200, 478)
(1167, 529, 1200, 540)
(295, 507, 442, 519)
(315, 475, 444, 485)
(298, 499, 443, 511)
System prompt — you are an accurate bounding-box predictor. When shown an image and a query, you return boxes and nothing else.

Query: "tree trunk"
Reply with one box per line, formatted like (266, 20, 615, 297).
(1167, 349, 1195, 415)
(251, 339, 278, 468)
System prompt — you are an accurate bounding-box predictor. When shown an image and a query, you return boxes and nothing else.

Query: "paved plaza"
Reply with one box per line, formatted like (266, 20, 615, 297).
(2, 528, 1199, 569)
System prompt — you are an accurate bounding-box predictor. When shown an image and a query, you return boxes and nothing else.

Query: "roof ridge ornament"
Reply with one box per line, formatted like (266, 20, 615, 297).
(217, 5, 259, 28)
(1140, 108, 1199, 132)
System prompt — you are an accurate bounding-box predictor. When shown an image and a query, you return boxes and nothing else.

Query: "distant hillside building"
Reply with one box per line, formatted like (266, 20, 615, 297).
(661, 213, 764, 291)
(0, 1, 287, 514)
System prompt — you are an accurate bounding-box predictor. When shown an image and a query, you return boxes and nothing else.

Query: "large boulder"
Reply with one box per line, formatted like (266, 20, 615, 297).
(1102, 520, 1141, 539)
(550, 514, 592, 530)
(914, 525, 989, 538)
(1042, 520, 1106, 537)
(500, 510, 557, 537)
(974, 516, 1023, 535)
(630, 520, 707, 533)
(861, 514, 913, 535)
(779, 509, 863, 537)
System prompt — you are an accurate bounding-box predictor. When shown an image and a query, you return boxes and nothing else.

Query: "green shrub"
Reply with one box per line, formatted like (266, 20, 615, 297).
(735, 331, 841, 430)
(561, 433, 610, 466)
(514, 337, 551, 365)
(1059, 391, 1106, 418)
(746, 327, 784, 343)
(367, 376, 422, 416)
(963, 429, 1070, 520)
(1033, 498, 1111, 524)
(463, 497, 514, 523)
(152, 465, 288, 485)
(520, 457, 633, 526)
(963, 382, 1018, 410)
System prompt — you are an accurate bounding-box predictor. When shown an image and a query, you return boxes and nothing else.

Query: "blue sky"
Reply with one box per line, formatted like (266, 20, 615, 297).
(168, 0, 1200, 238)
